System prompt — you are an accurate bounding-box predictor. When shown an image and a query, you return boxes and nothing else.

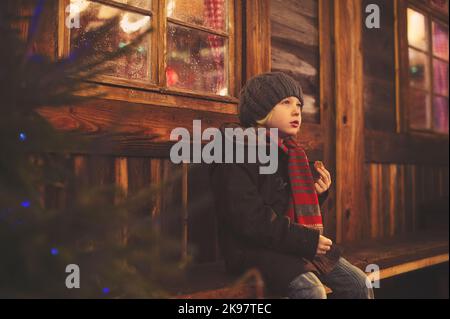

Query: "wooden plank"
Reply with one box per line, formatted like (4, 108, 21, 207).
(319, 0, 337, 241)
(365, 130, 449, 165)
(334, 0, 365, 243)
(114, 157, 128, 205)
(369, 164, 379, 239)
(187, 163, 219, 263)
(114, 157, 128, 245)
(35, 99, 327, 157)
(412, 165, 418, 231)
(33, 0, 59, 59)
(150, 159, 162, 229)
(270, 0, 320, 124)
(362, 0, 396, 132)
(234, 0, 244, 93)
(73, 155, 89, 188)
(398, 164, 406, 234)
(160, 160, 184, 260)
(444, 166, 449, 196)
(88, 155, 115, 187)
(43, 153, 72, 210)
(343, 231, 449, 270)
(127, 157, 151, 232)
(404, 164, 413, 233)
(382, 164, 390, 237)
(181, 163, 188, 263)
(363, 79, 396, 132)
(389, 164, 397, 237)
(36, 98, 237, 150)
(172, 232, 448, 298)
(369, 253, 449, 281)
(245, 0, 271, 79)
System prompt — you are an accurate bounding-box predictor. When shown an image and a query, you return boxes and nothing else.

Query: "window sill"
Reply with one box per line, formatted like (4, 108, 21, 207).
(80, 74, 239, 115)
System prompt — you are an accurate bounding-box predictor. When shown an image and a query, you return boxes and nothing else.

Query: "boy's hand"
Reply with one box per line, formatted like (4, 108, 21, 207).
(313, 161, 332, 195)
(316, 235, 332, 255)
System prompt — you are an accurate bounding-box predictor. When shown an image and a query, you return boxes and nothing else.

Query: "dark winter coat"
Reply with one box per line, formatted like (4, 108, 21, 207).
(209, 124, 341, 295)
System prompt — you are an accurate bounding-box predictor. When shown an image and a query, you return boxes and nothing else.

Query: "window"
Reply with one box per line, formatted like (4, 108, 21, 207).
(405, 2, 449, 135)
(62, 0, 236, 97)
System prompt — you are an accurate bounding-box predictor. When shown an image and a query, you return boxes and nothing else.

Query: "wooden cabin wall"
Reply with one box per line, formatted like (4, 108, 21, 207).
(362, 0, 397, 132)
(41, 154, 221, 264)
(364, 163, 449, 239)
(14, 0, 449, 267)
(270, 0, 321, 124)
(9, 0, 240, 265)
(362, 0, 449, 241)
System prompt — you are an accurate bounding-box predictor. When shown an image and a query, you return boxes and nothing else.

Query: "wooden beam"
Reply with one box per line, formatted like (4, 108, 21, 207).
(334, 0, 365, 243)
(370, 253, 449, 281)
(35, 98, 328, 157)
(319, 0, 337, 241)
(365, 130, 449, 165)
(244, 0, 271, 80)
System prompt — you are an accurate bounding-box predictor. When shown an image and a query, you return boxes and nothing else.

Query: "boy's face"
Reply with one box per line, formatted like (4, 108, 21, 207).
(266, 96, 302, 138)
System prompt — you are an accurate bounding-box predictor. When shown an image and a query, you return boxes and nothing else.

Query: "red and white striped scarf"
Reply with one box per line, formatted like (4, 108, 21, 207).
(278, 137, 324, 234)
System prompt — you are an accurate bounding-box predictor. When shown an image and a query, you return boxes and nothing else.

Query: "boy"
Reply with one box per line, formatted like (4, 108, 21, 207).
(210, 72, 374, 299)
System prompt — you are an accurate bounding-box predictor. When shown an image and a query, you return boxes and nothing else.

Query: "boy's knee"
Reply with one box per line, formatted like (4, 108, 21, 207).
(288, 285, 327, 299)
(359, 274, 375, 299)
(287, 272, 328, 299)
(349, 272, 375, 299)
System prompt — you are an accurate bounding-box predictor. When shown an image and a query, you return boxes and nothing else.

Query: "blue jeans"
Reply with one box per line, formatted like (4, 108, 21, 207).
(287, 257, 375, 299)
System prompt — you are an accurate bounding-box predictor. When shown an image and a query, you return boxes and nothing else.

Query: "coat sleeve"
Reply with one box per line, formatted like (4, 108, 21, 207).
(210, 161, 320, 261)
(318, 189, 329, 207)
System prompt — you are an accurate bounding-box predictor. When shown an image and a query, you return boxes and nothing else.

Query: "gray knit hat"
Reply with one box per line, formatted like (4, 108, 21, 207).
(238, 72, 304, 127)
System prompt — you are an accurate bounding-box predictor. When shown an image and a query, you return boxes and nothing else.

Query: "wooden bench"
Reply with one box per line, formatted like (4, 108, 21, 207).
(169, 231, 448, 298)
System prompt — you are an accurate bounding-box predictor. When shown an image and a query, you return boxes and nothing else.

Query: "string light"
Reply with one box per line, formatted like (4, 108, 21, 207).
(21, 201, 30, 208)
(19, 132, 27, 141)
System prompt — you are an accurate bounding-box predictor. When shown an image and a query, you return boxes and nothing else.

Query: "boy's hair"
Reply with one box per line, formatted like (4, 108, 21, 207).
(238, 72, 304, 127)
(255, 110, 274, 127)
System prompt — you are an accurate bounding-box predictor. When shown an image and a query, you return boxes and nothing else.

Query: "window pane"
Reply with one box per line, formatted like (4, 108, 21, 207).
(111, 0, 151, 10)
(69, 1, 151, 80)
(409, 90, 431, 130)
(167, 0, 227, 32)
(407, 8, 428, 51)
(433, 96, 449, 134)
(166, 23, 228, 95)
(433, 59, 449, 96)
(409, 48, 430, 90)
(432, 22, 449, 61)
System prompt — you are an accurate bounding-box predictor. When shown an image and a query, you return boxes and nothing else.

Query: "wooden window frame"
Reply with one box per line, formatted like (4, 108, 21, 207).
(396, 0, 449, 138)
(57, 0, 242, 113)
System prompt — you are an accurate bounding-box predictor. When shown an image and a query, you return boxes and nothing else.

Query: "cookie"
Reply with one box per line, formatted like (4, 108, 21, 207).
(314, 161, 324, 169)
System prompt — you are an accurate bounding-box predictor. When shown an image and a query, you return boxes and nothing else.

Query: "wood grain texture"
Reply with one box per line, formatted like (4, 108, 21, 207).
(334, 0, 365, 243)
(365, 130, 449, 165)
(365, 163, 449, 239)
(362, 0, 396, 132)
(245, 0, 271, 79)
(270, 0, 320, 123)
